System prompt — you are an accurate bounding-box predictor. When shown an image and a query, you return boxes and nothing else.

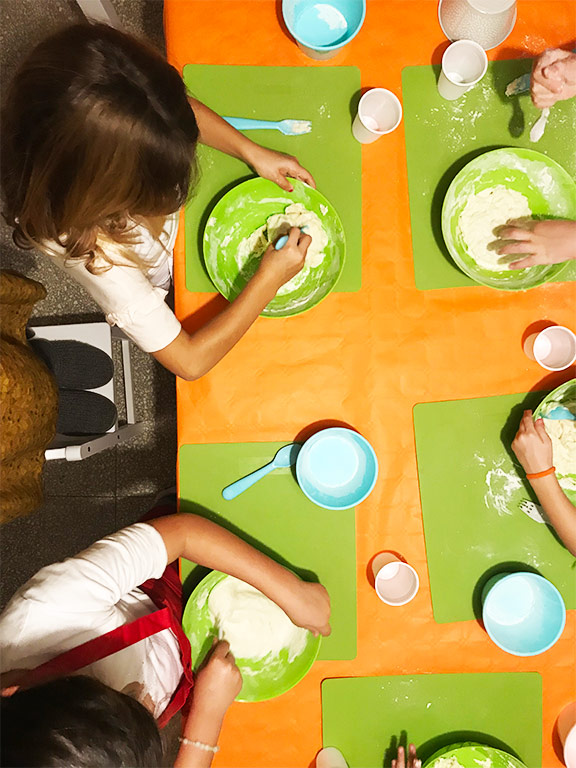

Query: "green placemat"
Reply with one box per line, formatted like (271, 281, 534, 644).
(183, 64, 362, 294)
(178, 442, 357, 660)
(322, 672, 542, 768)
(414, 391, 576, 625)
(402, 59, 576, 290)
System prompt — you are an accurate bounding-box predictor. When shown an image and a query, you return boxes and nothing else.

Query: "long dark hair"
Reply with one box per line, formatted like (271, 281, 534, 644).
(1, 23, 199, 273)
(1, 675, 164, 767)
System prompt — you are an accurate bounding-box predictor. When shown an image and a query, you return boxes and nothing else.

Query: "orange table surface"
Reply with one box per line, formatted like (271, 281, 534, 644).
(166, 2, 576, 766)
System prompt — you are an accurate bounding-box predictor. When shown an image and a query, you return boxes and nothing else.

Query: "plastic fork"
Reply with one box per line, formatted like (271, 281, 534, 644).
(519, 499, 549, 525)
(223, 117, 312, 135)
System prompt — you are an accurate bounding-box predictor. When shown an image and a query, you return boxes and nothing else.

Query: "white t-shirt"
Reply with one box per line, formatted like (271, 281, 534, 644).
(46, 213, 182, 354)
(0, 523, 183, 719)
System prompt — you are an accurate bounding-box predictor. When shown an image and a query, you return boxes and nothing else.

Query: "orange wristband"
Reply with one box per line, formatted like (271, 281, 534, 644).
(526, 466, 556, 480)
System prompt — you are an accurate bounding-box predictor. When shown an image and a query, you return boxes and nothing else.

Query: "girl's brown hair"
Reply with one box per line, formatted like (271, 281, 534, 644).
(1, 23, 199, 273)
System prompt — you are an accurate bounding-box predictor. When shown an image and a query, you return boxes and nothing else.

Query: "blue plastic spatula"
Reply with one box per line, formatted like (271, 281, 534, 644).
(223, 117, 312, 135)
(222, 443, 301, 500)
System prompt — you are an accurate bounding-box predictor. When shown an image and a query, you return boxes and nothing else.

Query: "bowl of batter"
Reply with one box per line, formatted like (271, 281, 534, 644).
(203, 177, 345, 317)
(441, 148, 576, 290)
(182, 571, 322, 701)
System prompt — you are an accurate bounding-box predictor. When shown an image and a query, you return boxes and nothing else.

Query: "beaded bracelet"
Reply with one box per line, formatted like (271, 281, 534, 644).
(526, 466, 556, 480)
(178, 736, 220, 753)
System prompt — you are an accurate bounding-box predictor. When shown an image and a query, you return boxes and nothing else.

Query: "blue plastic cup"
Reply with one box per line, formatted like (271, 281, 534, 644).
(282, 0, 366, 60)
(482, 572, 566, 656)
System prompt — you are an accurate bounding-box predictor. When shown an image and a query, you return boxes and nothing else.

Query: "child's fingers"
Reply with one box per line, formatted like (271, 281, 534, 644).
(275, 173, 294, 192)
(534, 417, 550, 441)
(497, 240, 535, 255)
(296, 167, 316, 188)
(297, 233, 312, 252)
(287, 226, 301, 245)
(508, 254, 541, 269)
(497, 225, 534, 241)
(212, 640, 231, 658)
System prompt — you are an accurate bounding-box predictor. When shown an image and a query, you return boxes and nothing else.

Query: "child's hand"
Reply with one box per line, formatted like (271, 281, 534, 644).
(257, 227, 311, 291)
(496, 219, 576, 269)
(392, 744, 421, 768)
(193, 641, 242, 716)
(282, 580, 331, 637)
(512, 410, 554, 474)
(246, 144, 315, 191)
(531, 49, 576, 108)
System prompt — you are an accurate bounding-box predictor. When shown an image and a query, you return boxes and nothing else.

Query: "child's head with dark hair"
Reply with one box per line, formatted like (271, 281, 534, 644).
(1, 22, 199, 272)
(1, 675, 163, 767)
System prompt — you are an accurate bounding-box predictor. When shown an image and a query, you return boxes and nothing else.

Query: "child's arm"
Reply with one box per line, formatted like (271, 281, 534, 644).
(153, 228, 310, 380)
(148, 513, 331, 636)
(512, 410, 576, 556)
(174, 641, 241, 768)
(188, 97, 315, 191)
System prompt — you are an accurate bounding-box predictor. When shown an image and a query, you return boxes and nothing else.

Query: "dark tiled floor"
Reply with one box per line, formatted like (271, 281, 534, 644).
(0, 0, 176, 610)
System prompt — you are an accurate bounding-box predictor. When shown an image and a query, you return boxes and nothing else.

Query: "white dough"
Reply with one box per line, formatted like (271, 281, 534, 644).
(207, 576, 308, 662)
(266, 203, 328, 268)
(458, 186, 532, 271)
(544, 418, 576, 491)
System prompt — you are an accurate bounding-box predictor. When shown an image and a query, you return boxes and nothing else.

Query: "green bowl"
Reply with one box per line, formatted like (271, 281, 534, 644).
(424, 742, 528, 768)
(442, 148, 576, 290)
(203, 177, 345, 317)
(181, 571, 321, 702)
(533, 378, 576, 505)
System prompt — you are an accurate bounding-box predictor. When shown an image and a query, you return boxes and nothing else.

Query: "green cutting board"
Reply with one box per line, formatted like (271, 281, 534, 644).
(178, 442, 357, 660)
(182, 65, 362, 294)
(414, 391, 576, 625)
(322, 672, 542, 767)
(402, 59, 576, 290)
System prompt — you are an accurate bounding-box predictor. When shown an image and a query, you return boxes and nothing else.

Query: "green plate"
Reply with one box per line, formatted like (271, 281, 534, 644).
(441, 148, 576, 290)
(182, 570, 321, 702)
(534, 378, 576, 504)
(424, 743, 527, 768)
(203, 177, 345, 317)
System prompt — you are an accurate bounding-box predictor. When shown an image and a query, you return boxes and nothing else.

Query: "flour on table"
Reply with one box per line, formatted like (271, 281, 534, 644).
(208, 576, 308, 662)
(458, 186, 532, 271)
(544, 418, 576, 491)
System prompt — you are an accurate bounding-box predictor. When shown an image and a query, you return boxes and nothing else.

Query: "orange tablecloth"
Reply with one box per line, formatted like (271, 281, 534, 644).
(166, 2, 576, 765)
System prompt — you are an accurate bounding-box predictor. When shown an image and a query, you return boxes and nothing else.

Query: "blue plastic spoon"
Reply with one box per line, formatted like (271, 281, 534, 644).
(222, 443, 301, 500)
(544, 405, 576, 421)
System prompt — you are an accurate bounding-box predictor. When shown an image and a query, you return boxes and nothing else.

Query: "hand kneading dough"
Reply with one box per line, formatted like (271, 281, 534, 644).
(544, 418, 576, 491)
(458, 186, 532, 271)
(208, 576, 308, 661)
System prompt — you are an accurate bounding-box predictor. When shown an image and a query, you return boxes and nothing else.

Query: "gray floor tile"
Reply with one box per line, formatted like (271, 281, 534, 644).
(0, 496, 116, 609)
(43, 450, 117, 497)
(115, 494, 156, 529)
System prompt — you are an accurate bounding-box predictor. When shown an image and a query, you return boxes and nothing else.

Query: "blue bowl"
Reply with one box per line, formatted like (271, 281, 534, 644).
(282, 0, 366, 52)
(296, 427, 378, 510)
(482, 572, 566, 656)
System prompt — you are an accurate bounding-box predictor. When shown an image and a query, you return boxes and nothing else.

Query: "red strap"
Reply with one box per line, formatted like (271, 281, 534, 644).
(17, 607, 173, 690)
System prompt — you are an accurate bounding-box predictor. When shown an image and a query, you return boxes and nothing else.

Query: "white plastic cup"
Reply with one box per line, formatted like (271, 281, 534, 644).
(438, 40, 488, 100)
(523, 326, 576, 371)
(372, 552, 419, 606)
(438, 0, 517, 50)
(316, 747, 349, 768)
(558, 702, 576, 768)
(352, 88, 402, 144)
